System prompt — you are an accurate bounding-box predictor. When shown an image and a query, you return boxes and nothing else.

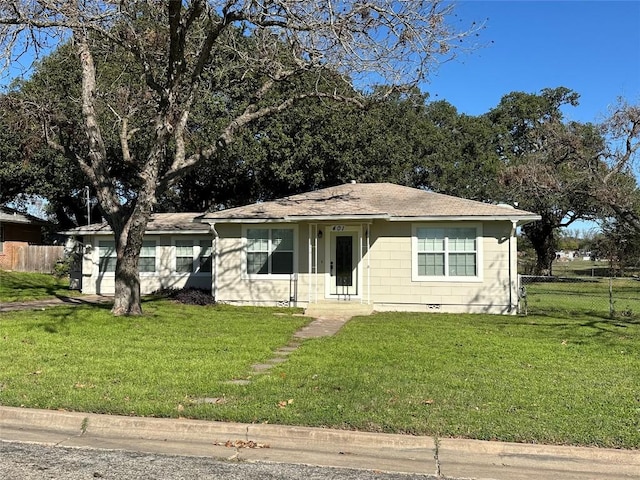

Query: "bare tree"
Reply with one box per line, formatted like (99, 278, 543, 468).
(590, 99, 640, 231)
(0, 1, 480, 315)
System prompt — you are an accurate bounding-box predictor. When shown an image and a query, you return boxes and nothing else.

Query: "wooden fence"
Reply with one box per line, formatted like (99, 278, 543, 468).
(1, 242, 65, 273)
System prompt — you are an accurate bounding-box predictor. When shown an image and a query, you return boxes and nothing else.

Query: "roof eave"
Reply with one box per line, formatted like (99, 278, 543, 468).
(63, 228, 210, 236)
(389, 215, 542, 223)
(199, 214, 391, 223)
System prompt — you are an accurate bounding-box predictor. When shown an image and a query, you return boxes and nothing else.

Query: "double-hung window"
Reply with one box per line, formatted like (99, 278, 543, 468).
(98, 241, 117, 273)
(98, 240, 156, 273)
(414, 226, 480, 280)
(139, 241, 157, 273)
(246, 228, 294, 276)
(199, 240, 212, 273)
(175, 240, 195, 273)
(174, 239, 212, 274)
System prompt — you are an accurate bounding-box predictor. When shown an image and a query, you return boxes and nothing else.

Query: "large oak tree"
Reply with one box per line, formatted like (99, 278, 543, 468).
(0, 1, 479, 314)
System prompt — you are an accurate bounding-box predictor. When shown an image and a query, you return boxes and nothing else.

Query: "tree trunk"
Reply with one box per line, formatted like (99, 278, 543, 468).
(112, 248, 143, 316)
(109, 206, 155, 316)
(523, 220, 557, 276)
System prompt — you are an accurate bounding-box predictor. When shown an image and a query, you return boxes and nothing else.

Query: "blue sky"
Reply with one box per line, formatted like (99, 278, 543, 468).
(424, 0, 640, 124)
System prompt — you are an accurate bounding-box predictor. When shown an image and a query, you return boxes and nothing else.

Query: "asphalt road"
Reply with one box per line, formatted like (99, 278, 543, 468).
(0, 441, 443, 480)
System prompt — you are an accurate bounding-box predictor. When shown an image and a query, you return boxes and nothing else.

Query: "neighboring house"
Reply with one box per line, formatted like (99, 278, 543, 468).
(70, 183, 540, 314)
(0, 207, 49, 270)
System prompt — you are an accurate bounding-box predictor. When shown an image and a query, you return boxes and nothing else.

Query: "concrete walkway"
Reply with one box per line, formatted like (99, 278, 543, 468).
(245, 313, 352, 379)
(0, 294, 112, 312)
(1, 406, 637, 479)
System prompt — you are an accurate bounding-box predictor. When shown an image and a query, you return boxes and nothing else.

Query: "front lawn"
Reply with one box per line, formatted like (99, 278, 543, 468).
(1, 301, 638, 449)
(0, 270, 77, 302)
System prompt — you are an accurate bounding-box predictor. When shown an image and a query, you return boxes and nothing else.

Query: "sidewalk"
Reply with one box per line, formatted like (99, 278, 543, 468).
(0, 295, 112, 312)
(0, 406, 638, 479)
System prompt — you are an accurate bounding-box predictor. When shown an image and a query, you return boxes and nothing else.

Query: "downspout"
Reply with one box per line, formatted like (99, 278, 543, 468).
(366, 224, 371, 306)
(508, 220, 517, 313)
(308, 224, 312, 306)
(210, 223, 219, 301)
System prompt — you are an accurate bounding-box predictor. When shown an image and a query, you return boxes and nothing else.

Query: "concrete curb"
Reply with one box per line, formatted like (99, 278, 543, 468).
(1, 407, 638, 479)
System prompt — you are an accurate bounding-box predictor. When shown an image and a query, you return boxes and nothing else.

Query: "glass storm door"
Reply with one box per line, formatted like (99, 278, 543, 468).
(330, 232, 358, 296)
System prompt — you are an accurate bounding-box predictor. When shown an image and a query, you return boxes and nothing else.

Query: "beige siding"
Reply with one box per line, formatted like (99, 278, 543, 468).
(215, 219, 517, 314)
(366, 220, 517, 314)
(215, 223, 304, 306)
(81, 234, 212, 295)
(80, 218, 520, 314)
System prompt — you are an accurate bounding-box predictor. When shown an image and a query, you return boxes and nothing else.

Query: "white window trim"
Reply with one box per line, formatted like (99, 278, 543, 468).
(138, 239, 159, 276)
(96, 238, 159, 276)
(411, 223, 483, 283)
(172, 238, 212, 275)
(242, 225, 298, 280)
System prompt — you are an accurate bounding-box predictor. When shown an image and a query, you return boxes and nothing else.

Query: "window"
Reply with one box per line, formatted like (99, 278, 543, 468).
(173, 239, 212, 274)
(98, 240, 156, 273)
(139, 241, 157, 273)
(246, 228, 294, 276)
(0, 225, 4, 253)
(98, 241, 116, 273)
(199, 240, 212, 273)
(414, 227, 479, 279)
(175, 240, 194, 273)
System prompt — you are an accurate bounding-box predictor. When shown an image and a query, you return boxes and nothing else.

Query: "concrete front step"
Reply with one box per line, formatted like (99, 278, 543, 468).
(304, 302, 373, 318)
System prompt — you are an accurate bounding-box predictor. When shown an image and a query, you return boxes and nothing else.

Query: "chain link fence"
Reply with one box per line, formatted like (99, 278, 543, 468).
(518, 275, 640, 318)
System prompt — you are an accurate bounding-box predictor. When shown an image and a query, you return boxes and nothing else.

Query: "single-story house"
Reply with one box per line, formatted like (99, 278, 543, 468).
(0, 206, 49, 270)
(68, 183, 540, 314)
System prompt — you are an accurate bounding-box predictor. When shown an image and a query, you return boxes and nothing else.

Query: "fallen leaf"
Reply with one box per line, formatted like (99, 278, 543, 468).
(277, 398, 294, 409)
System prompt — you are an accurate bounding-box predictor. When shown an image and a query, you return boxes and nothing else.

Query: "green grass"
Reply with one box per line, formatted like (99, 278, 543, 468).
(550, 259, 611, 278)
(0, 270, 77, 302)
(1, 300, 638, 448)
(0, 301, 308, 416)
(523, 278, 640, 318)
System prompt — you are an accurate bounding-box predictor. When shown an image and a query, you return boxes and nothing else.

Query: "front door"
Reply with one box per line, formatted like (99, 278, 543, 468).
(329, 230, 359, 297)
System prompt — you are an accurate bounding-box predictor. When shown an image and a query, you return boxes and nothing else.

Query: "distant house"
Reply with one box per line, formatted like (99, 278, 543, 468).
(0, 207, 49, 271)
(69, 183, 540, 314)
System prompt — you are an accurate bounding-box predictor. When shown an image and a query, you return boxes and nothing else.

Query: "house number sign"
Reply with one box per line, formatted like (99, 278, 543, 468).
(331, 225, 345, 232)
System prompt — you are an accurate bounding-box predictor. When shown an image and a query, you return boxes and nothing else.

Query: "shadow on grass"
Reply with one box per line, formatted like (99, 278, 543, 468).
(30, 302, 114, 335)
(493, 310, 640, 345)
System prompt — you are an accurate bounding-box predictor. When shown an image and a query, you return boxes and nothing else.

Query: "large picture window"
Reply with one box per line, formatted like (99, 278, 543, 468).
(414, 226, 479, 279)
(246, 228, 294, 276)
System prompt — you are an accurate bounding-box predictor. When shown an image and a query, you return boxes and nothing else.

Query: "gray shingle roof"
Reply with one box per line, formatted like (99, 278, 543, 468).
(200, 183, 540, 223)
(63, 212, 210, 235)
(0, 207, 49, 225)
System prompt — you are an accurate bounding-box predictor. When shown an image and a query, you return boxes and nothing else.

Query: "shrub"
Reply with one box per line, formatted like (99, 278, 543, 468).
(153, 287, 216, 306)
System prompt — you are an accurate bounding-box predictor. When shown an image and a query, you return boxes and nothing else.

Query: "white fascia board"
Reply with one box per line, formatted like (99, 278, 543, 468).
(198, 218, 288, 224)
(389, 215, 542, 223)
(146, 229, 211, 235)
(285, 214, 390, 221)
(64, 229, 210, 235)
